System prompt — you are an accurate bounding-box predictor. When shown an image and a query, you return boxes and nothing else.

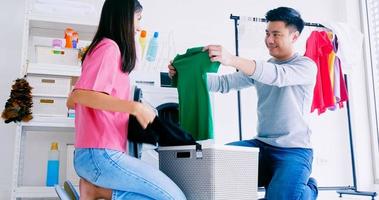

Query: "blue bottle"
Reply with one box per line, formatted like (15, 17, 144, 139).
(146, 32, 159, 62)
(46, 142, 59, 186)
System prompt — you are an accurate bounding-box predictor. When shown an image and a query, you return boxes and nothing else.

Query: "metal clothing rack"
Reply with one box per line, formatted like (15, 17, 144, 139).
(230, 14, 377, 200)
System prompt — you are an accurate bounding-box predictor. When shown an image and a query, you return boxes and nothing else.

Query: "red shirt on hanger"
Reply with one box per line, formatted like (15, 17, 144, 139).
(305, 31, 335, 114)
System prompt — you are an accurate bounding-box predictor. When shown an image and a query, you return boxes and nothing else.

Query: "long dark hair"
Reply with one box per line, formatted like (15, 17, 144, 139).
(82, 0, 143, 73)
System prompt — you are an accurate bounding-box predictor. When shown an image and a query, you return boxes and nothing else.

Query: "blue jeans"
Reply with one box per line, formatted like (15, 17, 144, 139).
(228, 139, 318, 200)
(74, 148, 186, 200)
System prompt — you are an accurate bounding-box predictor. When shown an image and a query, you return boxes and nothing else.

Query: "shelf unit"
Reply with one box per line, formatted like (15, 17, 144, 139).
(14, 186, 56, 199)
(28, 14, 98, 41)
(28, 63, 81, 77)
(11, 1, 101, 199)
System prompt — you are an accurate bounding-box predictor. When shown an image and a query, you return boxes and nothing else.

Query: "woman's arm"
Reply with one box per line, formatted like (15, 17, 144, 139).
(67, 89, 155, 128)
(68, 89, 139, 113)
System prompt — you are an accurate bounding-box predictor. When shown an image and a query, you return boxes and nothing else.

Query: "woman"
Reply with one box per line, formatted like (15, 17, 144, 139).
(67, 0, 186, 199)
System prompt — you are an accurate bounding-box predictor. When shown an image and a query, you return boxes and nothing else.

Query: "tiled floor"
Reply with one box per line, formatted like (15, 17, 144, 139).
(319, 191, 378, 200)
(258, 190, 378, 199)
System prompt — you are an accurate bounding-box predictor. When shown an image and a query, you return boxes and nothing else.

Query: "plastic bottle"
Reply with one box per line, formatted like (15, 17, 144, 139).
(46, 142, 59, 186)
(64, 28, 74, 48)
(67, 109, 75, 118)
(139, 30, 147, 58)
(146, 32, 159, 62)
(72, 31, 79, 49)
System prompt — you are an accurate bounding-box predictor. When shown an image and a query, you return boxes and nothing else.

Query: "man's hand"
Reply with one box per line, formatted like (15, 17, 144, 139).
(168, 60, 176, 79)
(203, 45, 236, 67)
(204, 45, 256, 75)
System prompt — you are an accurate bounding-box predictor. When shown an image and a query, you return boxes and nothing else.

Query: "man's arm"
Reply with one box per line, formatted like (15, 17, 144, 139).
(204, 45, 257, 76)
(207, 71, 254, 93)
(251, 58, 317, 87)
(204, 45, 317, 87)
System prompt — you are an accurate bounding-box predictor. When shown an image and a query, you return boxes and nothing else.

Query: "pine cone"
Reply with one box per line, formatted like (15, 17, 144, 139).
(2, 78, 33, 123)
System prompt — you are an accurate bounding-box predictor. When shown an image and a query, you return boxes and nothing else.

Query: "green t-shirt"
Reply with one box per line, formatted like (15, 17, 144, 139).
(172, 47, 220, 140)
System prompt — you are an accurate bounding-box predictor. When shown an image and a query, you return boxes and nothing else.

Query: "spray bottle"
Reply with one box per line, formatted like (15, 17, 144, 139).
(64, 28, 74, 48)
(72, 31, 79, 49)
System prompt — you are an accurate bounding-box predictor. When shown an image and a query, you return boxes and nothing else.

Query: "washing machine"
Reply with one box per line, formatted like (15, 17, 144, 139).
(129, 70, 179, 168)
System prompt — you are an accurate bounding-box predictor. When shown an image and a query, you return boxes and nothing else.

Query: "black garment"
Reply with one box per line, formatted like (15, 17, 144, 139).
(128, 115, 197, 146)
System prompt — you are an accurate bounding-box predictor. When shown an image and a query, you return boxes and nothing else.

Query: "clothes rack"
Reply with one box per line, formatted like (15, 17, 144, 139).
(229, 14, 377, 200)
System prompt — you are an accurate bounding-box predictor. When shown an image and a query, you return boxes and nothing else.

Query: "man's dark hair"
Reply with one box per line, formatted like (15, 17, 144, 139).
(265, 7, 304, 34)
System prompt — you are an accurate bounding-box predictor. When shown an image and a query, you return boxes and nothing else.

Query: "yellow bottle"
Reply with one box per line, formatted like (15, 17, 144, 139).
(139, 30, 147, 58)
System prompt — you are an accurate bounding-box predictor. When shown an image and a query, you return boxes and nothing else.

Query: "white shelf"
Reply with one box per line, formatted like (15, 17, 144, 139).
(28, 62, 81, 77)
(30, 12, 98, 25)
(28, 14, 97, 40)
(14, 186, 56, 198)
(21, 116, 75, 132)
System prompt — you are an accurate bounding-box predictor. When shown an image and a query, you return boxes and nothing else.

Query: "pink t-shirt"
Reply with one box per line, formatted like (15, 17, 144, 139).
(74, 38, 130, 152)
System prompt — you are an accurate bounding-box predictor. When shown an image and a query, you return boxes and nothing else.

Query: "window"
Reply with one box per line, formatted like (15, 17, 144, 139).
(365, 0, 379, 183)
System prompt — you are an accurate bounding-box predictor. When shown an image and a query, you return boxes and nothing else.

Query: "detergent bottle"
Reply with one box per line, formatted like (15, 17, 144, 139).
(46, 142, 59, 186)
(146, 31, 159, 62)
(139, 30, 147, 58)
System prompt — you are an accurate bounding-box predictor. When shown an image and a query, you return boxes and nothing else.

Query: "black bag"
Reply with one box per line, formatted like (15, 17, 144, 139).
(127, 115, 159, 145)
(128, 115, 197, 146)
(127, 86, 197, 146)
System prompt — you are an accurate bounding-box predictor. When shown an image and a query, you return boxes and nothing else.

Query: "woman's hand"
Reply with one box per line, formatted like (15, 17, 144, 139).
(66, 91, 75, 109)
(132, 102, 156, 129)
(203, 45, 236, 67)
(68, 90, 158, 127)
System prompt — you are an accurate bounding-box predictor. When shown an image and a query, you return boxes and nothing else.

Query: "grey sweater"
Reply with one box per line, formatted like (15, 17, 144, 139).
(208, 53, 317, 148)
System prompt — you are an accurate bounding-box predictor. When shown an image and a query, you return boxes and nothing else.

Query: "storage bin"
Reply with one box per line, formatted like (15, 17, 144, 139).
(35, 46, 80, 66)
(158, 144, 259, 200)
(28, 75, 71, 97)
(32, 96, 67, 117)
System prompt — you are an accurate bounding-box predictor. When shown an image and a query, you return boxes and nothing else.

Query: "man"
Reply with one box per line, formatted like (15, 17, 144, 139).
(169, 7, 318, 200)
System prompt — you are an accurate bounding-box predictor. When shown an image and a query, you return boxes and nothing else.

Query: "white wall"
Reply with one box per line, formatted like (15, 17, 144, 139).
(0, 1, 26, 199)
(0, 0, 376, 199)
(345, 0, 377, 191)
